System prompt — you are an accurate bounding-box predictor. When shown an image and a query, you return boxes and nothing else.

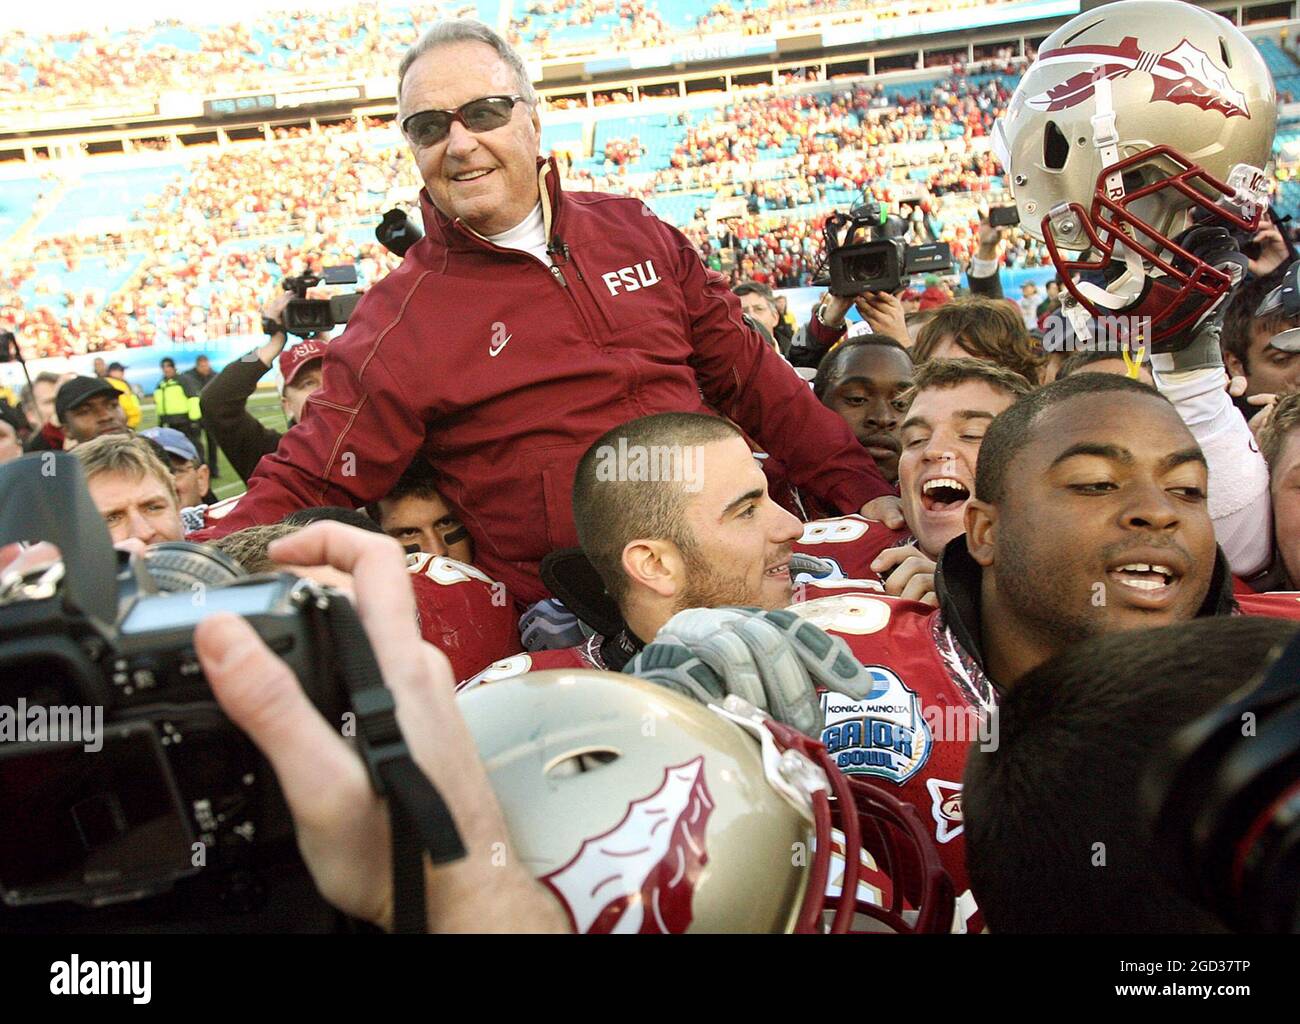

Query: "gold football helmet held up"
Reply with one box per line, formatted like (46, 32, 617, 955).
(992, 0, 1277, 344)
(459, 670, 954, 933)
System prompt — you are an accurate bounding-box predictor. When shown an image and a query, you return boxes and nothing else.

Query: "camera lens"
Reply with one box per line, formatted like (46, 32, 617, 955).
(142, 543, 246, 593)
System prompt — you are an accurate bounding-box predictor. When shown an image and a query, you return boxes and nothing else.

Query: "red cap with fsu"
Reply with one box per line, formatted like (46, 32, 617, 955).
(278, 338, 328, 389)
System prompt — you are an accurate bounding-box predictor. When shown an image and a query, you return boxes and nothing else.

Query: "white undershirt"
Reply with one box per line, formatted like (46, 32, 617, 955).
(485, 203, 552, 267)
(1150, 358, 1272, 577)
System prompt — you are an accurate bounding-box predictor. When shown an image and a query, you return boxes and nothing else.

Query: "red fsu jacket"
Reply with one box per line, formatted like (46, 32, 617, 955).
(191, 158, 891, 603)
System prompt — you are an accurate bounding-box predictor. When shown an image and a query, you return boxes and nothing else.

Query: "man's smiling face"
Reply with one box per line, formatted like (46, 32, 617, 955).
(400, 40, 542, 237)
(673, 436, 805, 613)
(898, 380, 1015, 558)
(979, 391, 1216, 642)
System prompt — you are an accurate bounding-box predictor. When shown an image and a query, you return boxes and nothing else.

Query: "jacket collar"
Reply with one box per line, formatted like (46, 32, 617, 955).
(934, 536, 1240, 687)
(418, 156, 561, 254)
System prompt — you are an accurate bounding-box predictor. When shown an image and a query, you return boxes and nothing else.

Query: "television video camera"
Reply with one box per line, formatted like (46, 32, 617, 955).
(282, 266, 363, 338)
(1146, 630, 1300, 933)
(0, 454, 462, 931)
(821, 200, 952, 296)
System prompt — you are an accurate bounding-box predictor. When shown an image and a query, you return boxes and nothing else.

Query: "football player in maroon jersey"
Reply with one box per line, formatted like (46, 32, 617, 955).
(895, 359, 1034, 564)
(813, 337, 913, 485)
(471, 376, 1300, 928)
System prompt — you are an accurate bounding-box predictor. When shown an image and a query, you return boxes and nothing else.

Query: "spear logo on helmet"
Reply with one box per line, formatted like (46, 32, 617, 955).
(540, 757, 714, 934)
(1026, 36, 1250, 118)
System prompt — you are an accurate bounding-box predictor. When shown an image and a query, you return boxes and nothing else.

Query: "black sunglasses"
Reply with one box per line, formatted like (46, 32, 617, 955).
(401, 95, 526, 148)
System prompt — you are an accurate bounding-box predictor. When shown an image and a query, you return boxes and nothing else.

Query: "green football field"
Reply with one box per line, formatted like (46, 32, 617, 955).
(137, 390, 287, 502)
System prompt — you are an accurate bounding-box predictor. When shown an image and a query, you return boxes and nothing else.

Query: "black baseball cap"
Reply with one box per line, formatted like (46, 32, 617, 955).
(55, 376, 118, 422)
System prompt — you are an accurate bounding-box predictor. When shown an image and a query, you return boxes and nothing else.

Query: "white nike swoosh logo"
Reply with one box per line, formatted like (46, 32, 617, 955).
(489, 334, 512, 357)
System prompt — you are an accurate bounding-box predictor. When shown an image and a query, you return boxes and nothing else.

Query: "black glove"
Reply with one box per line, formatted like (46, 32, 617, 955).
(1152, 225, 1248, 366)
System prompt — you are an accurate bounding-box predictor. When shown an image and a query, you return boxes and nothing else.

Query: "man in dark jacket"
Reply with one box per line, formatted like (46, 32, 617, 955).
(192, 20, 896, 604)
(199, 308, 326, 483)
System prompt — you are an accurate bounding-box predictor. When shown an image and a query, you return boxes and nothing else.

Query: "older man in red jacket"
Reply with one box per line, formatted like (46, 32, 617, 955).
(194, 20, 896, 604)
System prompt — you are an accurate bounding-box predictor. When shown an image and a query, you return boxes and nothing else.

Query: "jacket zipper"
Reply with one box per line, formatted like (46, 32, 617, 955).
(454, 211, 598, 338)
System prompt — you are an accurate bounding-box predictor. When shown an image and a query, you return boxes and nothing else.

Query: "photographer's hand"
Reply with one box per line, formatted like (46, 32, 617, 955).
(255, 293, 292, 366)
(854, 290, 909, 342)
(975, 219, 1006, 262)
(1248, 222, 1289, 279)
(195, 523, 568, 933)
(817, 293, 855, 329)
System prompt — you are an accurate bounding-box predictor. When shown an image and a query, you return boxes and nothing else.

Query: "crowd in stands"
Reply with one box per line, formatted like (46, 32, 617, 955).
(0, 0, 1012, 111)
(0, 4, 458, 109)
(0, 66, 1053, 358)
(2, 120, 411, 358)
(509, 0, 996, 58)
(15, 37, 1300, 354)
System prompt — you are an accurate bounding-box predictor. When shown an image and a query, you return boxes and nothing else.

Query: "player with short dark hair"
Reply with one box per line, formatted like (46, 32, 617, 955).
(1222, 268, 1300, 398)
(365, 458, 473, 562)
(814, 338, 913, 485)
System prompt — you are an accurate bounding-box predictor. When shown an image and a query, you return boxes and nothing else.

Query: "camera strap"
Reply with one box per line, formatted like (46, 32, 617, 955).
(322, 599, 467, 933)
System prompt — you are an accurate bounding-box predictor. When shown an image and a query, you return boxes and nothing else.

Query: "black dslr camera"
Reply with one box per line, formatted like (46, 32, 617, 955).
(822, 201, 952, 296)
(0, 454, 461, 930)
(282, 265, 362, 337)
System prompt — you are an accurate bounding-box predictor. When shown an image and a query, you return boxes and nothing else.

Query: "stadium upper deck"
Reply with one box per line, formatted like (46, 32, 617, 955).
(1, 0, 1083, 126)
(3, 0, 1300, 364)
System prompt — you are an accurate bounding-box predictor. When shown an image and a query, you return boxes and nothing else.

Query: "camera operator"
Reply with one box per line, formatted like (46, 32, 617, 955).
(788, 210, 916, 368)
(72, 433, 185, 546)
(795, 289, 910, 368)
(194, 521, 568, 932)
(199, 290, 330, 484)
(191, 19, 898, 595)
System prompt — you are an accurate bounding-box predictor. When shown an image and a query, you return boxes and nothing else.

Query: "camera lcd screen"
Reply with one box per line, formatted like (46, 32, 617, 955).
(0, 724, 195, 905)
(120, 582, 281, 634)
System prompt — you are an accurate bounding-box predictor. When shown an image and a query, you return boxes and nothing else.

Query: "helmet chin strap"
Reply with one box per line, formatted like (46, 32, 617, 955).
(1061, 74, 1147, 343)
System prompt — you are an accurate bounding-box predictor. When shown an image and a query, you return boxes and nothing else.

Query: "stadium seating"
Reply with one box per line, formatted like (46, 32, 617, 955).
(29, 164, 188, 239)
(7, 15, 1300, 359)
(0, 177, 53, 245)
(1256, 38, 1300, 80)
(18, 255, 144, 313)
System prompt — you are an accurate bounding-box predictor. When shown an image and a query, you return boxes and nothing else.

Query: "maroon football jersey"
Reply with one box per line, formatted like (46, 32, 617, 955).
(790, 586, 991, 932)
(1237, 589, 1300, 621)
(407, 553, 523, 684)
(792, 514, 912, 589)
